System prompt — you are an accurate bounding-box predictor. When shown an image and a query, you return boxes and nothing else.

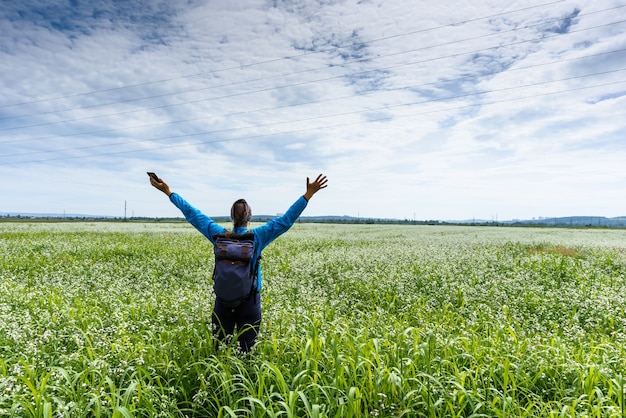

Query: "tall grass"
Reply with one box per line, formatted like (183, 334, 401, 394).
(1, 222, 625, 416)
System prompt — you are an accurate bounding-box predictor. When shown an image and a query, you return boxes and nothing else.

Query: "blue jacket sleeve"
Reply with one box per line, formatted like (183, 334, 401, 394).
(253, 195, 308, 251)
(169, 193, 226, 242)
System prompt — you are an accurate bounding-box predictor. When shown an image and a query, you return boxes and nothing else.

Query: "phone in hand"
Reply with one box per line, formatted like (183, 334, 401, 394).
(147, 172, 160, 182)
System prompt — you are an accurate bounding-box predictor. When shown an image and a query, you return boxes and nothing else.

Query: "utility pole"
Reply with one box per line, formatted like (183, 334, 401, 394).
(124, 200, 127, 220)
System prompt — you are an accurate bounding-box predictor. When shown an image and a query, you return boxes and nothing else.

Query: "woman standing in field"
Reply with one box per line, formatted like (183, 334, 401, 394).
(149, 173, 328, 352)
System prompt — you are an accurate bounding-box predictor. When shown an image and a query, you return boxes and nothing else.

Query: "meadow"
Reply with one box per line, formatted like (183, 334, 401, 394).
(0, 221, 625, 417)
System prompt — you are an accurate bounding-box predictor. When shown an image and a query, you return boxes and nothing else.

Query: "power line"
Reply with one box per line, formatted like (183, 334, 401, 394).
(5, 3, 616, 121)
(6, 79, 625, 165)
(0, 0, 569, 109)
(2, 76, 623, 165)
(1, 46, 622, 147)
(1, 2, 623, 166)
(1, 18, 623, 134)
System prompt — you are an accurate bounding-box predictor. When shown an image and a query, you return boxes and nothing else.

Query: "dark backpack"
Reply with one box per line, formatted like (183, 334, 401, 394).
(212, 232, 259, 307)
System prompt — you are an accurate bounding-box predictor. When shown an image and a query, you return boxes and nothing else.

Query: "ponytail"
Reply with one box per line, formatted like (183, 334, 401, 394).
(230, 199, 252, 228)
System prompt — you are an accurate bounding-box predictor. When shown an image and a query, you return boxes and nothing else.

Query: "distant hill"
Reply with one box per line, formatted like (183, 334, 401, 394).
(0, 212, 113, 219)
(449, 216, 626, 228)
(509, 216, 626, 228)
(2, 212, 625, 228)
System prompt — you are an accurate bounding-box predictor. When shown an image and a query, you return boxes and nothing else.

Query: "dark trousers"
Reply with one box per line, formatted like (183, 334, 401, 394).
(212, 292, 261, 353)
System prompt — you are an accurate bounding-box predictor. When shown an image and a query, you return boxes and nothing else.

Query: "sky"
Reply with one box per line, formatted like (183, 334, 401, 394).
(0, 0, 625, 221)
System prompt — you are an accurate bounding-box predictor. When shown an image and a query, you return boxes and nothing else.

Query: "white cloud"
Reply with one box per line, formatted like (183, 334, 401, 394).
(1, 0, 625, 220)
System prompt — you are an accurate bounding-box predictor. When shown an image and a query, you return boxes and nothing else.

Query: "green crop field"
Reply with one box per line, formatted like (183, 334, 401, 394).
(1, 222, 625, 417)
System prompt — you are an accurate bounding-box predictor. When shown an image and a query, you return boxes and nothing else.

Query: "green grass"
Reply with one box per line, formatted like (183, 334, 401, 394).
(1, 222, 625, 417)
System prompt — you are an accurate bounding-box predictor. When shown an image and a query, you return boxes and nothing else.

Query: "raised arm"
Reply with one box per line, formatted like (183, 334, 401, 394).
(254, 174, 328, 249)
(148, 173, 225, 241)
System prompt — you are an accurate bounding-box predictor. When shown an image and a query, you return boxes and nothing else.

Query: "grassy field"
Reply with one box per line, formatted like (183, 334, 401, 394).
(0, 222, 625, 417)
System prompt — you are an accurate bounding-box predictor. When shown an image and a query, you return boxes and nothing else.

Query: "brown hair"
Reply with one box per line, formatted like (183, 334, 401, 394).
(230, 198, 252, 228)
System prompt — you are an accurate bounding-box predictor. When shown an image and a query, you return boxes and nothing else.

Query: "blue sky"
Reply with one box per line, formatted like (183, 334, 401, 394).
(1, 0, 625, 220)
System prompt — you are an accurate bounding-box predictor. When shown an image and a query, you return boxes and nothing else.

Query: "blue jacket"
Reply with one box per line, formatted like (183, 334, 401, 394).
(169, 192, 309, 291)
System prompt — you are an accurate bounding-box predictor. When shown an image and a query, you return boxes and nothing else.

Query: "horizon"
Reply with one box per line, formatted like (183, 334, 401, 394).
(2, 211, 625, 224)
(1, 1, 625, 220)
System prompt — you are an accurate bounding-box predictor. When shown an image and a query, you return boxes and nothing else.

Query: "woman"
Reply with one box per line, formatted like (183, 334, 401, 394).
(149, 173, 328, 352)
